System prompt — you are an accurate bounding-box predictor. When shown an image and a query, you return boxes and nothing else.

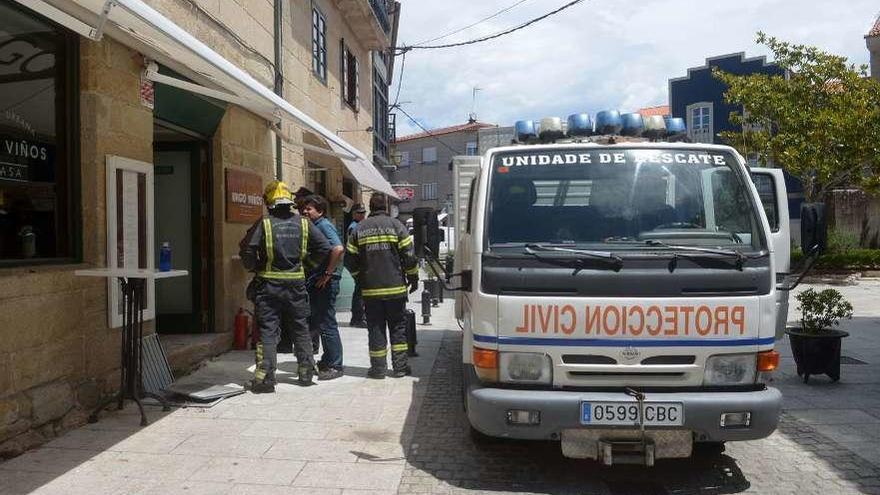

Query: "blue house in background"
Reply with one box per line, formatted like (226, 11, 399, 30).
(669, 52, 804, 219)
(669, 52, 784, 145)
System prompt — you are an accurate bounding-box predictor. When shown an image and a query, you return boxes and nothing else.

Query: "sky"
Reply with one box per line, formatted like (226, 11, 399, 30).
(390, 0, 879, 136)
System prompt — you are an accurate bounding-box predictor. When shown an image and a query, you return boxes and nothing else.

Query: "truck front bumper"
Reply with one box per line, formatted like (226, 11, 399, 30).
(464, 366, 781, 442)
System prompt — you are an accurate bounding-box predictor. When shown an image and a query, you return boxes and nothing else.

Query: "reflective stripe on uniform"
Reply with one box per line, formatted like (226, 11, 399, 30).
(358, 234, 399, 245)
(346, 242, 359, 254)
(398, 235, 413, 248)
(369, 349, 388, 357)
(362, 286, 407, 297)
(257, 217, 308, 280)
(405, 266, 419, 275)
(391, 343, 408, 352)
(255, 341, 266, 380)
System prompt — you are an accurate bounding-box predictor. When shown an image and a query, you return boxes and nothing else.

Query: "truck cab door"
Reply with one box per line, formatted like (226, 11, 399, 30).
(751, 168, 790, 339)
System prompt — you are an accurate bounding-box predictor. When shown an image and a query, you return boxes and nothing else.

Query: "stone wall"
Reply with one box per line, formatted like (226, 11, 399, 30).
(828, 189, 880, 248)
(212, 106, 275, 334)
(0, 37, 153, 458)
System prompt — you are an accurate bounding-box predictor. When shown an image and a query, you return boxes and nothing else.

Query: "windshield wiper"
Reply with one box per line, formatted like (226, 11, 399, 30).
(524, 243, 623, 272)
(644, 239, 747, 271)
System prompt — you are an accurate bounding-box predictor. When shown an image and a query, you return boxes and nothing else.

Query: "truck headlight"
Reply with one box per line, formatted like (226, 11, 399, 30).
(499, 352, 552, 384)
(704, 353, 756, 386)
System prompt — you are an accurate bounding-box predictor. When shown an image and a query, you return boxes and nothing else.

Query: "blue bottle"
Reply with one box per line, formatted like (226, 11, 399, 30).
(159, 241, 172, 271)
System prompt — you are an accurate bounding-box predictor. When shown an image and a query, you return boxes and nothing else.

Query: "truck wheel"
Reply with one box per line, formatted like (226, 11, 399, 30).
(469, 425, 500, 447)
(694, 441, 725, 456)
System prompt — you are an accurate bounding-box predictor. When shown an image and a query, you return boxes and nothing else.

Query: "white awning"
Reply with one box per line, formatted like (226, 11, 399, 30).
(17, 0, 397, 198)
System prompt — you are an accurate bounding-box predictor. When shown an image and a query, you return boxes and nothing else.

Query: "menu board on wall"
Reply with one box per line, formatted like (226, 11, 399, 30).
(225, 169, 263, 223)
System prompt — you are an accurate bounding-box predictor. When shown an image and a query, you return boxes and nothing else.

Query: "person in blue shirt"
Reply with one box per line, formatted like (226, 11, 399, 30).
(301, 195, 345, 380)
(346, 203, 367, 327)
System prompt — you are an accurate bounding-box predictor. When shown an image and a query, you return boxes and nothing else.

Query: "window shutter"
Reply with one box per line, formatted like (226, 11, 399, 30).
(341, 40, 348, 104)
(354, 56, 360, 109)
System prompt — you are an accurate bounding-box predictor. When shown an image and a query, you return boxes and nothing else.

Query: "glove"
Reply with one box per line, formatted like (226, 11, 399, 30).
(407, 275, 419, 294)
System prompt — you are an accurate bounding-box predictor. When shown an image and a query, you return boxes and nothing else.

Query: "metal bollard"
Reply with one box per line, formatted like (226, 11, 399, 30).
(421, 288, 432, 325)
(437, 282, 444, 303)
(431, 282, 439, 307)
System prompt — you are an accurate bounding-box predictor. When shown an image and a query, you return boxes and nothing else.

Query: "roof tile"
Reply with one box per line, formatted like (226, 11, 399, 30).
(396, 121, 495, 143)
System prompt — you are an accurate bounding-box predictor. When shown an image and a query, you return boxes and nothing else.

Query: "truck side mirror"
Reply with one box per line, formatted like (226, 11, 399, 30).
(800, 203, 827, 255)
(412, 207, 440, 259)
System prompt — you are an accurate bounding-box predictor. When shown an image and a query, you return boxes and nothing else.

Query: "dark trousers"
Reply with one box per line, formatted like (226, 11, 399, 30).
(309, 277, 342, 369)
(365, 297, 409, 372)
(350, 280, 365, 323)
(254, 281, 313, 384)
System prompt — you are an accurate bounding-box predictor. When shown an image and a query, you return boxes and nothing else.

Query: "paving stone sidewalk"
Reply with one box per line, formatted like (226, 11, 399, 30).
(1, 281, 879, 494)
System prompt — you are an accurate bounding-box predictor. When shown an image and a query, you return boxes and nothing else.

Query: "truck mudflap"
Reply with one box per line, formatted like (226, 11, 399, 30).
(464, 366, 782, 454)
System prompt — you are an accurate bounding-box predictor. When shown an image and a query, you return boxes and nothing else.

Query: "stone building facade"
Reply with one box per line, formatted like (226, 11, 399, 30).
(0, 0, 399, 457)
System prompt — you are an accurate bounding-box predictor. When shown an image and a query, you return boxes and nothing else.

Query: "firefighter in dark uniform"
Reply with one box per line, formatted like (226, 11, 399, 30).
(239, 181, 331, 391)
(344, 193, 419, 379)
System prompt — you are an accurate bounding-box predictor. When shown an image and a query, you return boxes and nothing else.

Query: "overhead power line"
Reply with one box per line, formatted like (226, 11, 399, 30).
(411, 0, 531, 47)
(394, 105, 461, 156)
(396, 0, 586, 54)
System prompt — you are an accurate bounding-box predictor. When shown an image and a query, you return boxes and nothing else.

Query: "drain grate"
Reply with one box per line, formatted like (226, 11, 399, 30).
(841, 356, 868, 365)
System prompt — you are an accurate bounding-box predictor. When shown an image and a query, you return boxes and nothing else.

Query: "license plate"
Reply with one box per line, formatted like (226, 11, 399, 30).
(580, 401, 684, 426)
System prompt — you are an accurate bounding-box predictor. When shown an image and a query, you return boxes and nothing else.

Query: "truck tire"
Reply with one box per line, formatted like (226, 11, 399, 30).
(694, 441, 726, 456)
(469, 425, 501, 447)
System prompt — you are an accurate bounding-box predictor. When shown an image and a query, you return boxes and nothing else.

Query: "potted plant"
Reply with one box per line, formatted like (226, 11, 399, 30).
(786, 288, 853, 383)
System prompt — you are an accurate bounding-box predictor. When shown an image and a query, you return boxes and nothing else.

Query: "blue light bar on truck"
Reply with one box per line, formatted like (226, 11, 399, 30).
(620, 113, 645, 137)
(666, 117, 687, 139)
(595, 110, 623, 135)
(539, 117, 565, 141)
(512, 110, 687, 143)
(566, 113, 593, 137)
(514, 120, 537, 142)
(643, 115, 667, 139)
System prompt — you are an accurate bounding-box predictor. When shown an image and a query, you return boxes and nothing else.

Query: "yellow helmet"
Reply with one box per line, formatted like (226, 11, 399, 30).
(263, 180, 294, 207)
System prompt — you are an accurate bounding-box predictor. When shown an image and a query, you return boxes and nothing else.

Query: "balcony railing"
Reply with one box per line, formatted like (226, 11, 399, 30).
(370, 0, 391, 34)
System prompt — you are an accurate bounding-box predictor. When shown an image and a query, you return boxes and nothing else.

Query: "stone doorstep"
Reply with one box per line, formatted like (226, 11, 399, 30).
(159, 333, 234, 378)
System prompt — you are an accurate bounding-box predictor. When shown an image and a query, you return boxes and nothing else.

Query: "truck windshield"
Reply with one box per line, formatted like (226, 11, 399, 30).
(487, 148, 766, 252)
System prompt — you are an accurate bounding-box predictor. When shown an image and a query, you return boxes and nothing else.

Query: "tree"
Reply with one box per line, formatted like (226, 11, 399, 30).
(713, 33, 880, 202)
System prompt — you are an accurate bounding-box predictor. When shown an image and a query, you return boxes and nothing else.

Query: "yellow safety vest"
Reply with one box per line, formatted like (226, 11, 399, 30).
(257, 217, 309, 280)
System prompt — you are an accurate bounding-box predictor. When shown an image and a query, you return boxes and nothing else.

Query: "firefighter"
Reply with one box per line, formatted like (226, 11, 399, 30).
(344, 193, 419, 379)
(239, 181, 331, 392)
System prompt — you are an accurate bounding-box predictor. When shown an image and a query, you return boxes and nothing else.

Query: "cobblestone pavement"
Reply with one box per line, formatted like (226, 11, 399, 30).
(399, 331, 880, 495)
(2, 282, 879, 494)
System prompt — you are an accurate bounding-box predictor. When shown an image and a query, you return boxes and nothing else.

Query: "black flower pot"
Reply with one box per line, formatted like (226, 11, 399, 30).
(785, 327, 849, 384)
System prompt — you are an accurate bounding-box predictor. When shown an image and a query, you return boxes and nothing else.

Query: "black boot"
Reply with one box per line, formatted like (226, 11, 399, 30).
(366, 368, 386, 379)
(250, 380, 275, 394)
(391, 366, 412, 378)
(297, 364, 316, 386)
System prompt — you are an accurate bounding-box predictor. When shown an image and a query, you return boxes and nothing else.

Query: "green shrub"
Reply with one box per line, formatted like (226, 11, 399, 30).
(827, 230, 860, 254)
(795, 288, 853, 334)
(792, 248, 880, 269)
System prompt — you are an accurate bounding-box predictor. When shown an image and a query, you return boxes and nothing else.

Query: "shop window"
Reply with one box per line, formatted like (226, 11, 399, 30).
(0, 2, 79, 264)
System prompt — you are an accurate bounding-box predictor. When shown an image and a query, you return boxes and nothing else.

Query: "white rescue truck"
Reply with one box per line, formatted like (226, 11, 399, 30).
(414, 120, 826, 466)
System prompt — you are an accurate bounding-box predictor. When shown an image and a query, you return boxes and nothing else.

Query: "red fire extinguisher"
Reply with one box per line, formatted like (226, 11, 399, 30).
(233, 308, 249, 350)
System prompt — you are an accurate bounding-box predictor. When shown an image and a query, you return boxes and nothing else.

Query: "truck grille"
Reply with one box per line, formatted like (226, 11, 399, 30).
(555, 353, 701, 387)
